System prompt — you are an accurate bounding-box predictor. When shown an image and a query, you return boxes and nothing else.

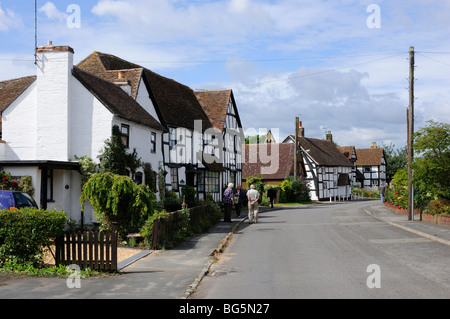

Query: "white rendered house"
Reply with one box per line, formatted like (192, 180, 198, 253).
(0, 42, 165, 225)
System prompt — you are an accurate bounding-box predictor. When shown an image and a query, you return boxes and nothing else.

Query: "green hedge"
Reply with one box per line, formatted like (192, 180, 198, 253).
(0, 208, 67, 266)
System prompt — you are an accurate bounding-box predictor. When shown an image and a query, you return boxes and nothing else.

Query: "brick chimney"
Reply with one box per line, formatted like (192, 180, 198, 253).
(36, 41, 74, 161)
(297, 121, 305, 138)
(326, 131, 333, 143)
(114, 70, 131, 95)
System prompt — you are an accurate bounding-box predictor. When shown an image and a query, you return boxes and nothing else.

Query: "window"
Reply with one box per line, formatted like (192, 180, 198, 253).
(169, 127, 176, 149)
(198, 171, 205, 192)
(205, 171, 219, 193)
(121, 124, 130, 148)
(135, 172, 143, 185)
(170, 167, 178, 190)
(47, 169, 54, 202)
(151, 132, 157, 153)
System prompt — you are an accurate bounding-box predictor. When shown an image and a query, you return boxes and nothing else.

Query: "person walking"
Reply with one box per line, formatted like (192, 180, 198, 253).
(379, 183, 386, 204)
(267, 186, 276, 208)
(247, 184, 260, 224)
(223, 183, 234, 222)
(234, 185, 245, 218)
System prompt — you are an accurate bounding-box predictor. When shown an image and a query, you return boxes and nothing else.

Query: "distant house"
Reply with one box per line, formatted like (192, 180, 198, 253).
(263, 130, 277, 144)
(242, 143, 295, 188)
(298, 137, 353, 201)
(337, 145, 364, 187)
(355, 142, 387, 189)
(282, 124, 353, 201)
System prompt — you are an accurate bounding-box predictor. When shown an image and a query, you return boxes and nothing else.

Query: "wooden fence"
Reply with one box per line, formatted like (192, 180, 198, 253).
(150, 205, 214, 249)
(55, 223, 118, 271)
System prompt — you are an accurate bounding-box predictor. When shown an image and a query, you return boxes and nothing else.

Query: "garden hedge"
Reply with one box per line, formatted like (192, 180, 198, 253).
(0, 208, 67, 265)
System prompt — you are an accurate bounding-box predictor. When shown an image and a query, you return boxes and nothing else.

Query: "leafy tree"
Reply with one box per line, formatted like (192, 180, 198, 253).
(80, 172, 155, 240)
(245, 134, 266, 144)
(382, 142, 407, 183)
(99, 125, 141, 176)
(412, 120, 450, 208)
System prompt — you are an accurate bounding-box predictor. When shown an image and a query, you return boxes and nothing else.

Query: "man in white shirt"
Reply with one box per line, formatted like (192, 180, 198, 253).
(246, 184, 260, 224)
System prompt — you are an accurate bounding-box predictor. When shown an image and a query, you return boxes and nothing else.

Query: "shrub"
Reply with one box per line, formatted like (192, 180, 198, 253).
(80, 172, 155, 240)
(0, 208, 67, 266)
(140, 210, 170, 248)
(181, 185, 199, 208)
(163, 190, 182, 212)
(279, 177, 310, 203)
(427, 198, 450, 215)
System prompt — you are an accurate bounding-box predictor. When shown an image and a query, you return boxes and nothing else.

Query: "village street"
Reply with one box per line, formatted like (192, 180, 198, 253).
(191, 201, 450, 299)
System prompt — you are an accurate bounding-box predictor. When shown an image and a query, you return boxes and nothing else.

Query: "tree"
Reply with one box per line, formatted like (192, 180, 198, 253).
(99, 125, 141, 176)
(412, 120, 450, 208)
(382, 142, 407, 183)
(80, 172, 155, 240)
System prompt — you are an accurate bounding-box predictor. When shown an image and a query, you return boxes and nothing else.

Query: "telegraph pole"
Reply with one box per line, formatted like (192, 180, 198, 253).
(407, 46, 415, 221)
(294, 116, 299, 179)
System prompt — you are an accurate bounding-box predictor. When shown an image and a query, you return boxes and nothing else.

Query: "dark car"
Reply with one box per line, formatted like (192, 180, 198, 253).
(0, 190, 38, 210)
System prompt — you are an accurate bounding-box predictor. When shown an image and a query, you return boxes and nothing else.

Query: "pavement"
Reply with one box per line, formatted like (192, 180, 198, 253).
(1, 200, 449, 299)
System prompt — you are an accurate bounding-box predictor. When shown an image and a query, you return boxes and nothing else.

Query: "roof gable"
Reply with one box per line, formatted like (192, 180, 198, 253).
(355, 148, 385, 166)
(0, 76, 36, 113)
(194, 90, 231, 131)
(72, 67, 166, 132)
(299, 137, 353, 167)
(242, 143, 295, 180)
(78, 51, 212, 131)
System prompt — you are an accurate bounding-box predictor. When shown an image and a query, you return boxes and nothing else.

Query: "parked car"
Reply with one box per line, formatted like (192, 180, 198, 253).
(0, 190, 38, 210)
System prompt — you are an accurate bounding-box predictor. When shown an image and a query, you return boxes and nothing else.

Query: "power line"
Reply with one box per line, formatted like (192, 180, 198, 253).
(417, 53, 450, 67)
(0, 51, 405, 64)
(233, 52, 406, 88)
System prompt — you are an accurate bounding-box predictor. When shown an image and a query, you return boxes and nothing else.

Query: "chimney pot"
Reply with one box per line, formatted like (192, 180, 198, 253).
(326, 131, 333, 143)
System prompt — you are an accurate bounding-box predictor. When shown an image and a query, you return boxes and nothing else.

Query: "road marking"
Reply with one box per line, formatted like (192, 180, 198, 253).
(338, 221, 386, 226)
(369, 238, 430, 244)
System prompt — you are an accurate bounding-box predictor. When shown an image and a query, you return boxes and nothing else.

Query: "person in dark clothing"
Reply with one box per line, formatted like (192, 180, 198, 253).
(234, 185, 245, 217)
(267, 186, 277, 208)
(223, 183, 234, 222)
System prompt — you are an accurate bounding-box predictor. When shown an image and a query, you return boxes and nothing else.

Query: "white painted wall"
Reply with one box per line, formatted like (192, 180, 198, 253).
(36, 50, 73, 161)
(2, 82, 37, 160)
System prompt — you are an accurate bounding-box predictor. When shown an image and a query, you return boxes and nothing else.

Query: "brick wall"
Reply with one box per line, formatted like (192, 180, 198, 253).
(384, 202, 450, 228)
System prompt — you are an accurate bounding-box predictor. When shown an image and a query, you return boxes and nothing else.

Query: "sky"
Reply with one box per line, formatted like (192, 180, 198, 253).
(1, 0, 450, 150)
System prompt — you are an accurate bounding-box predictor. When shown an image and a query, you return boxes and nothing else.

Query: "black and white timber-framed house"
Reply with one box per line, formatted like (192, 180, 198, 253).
(195, 89, 244, 195)
(284, 124, 353, 201)
(355, 142, 387, 189)
(76, 51, 238, 201)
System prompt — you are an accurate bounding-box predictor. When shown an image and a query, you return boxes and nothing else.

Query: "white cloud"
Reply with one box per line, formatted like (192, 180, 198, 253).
(0, 3, 20, 31)
(39, 2, 68, 21)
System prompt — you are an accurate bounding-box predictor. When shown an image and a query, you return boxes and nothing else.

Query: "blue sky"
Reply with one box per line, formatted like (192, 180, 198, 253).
(1, 0, 450, 149)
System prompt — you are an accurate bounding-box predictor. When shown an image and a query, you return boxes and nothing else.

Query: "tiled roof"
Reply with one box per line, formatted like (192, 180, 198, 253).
(337, 146, 356, 160)
(299, 137, 353, 167)
(0, 75, 36, 133)
(194, 89, 231, 131)
(72, 67, 166, 132)
(242, 143, 295, 180)
(77, 51, 212, 131)
(355, 148, 385, 166)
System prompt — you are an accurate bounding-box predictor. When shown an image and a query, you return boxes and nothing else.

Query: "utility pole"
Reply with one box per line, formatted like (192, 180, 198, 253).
(294, 116, 299, 179)
(407, 46, 415, 221)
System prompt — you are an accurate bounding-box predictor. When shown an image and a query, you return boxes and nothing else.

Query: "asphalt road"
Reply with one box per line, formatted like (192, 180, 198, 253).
(191, 201, 450, 299)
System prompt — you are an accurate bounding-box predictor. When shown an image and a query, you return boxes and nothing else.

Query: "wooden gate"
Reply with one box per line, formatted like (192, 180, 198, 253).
(55, 224, 118, 271)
